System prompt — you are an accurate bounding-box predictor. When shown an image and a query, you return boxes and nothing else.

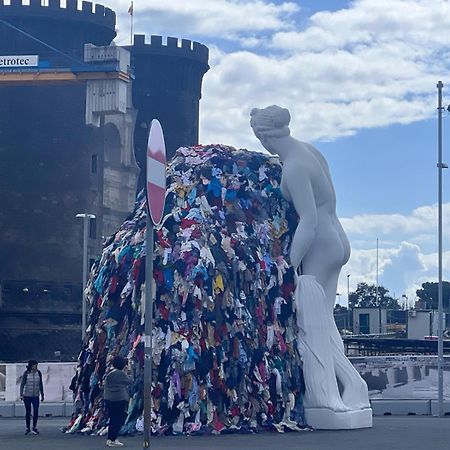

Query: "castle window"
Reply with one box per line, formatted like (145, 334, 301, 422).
(89, 217, 97, 239)
(91, 154, 98, 174)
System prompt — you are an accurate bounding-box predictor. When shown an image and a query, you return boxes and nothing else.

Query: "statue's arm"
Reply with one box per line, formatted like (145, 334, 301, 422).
(285, 164, 318, 271)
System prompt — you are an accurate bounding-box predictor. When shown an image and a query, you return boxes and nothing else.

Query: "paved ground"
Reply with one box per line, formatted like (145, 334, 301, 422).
(1, 416, 450, 450)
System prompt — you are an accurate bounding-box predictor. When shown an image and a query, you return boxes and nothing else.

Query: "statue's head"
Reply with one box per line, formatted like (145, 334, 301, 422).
(250, 106, 291, 148)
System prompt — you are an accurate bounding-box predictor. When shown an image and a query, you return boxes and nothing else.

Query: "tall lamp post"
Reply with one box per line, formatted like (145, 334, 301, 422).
(76, 213, 95, 341)
(437, 81, 447, 418)
(401, 294, 408, 310)
(336, 293, 341, 332)
(376, 238, 381, 334)
(347, 274, 351, 332)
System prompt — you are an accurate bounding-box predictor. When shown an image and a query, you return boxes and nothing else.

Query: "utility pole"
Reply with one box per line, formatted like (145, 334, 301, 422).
(437, 80, 446, 418)
(347, 274, 351, 332)
(76, 213, 96, 342)
(143, 215, 154, 448)
(376, 238, 381, 334)
(143, 120, 167, 449)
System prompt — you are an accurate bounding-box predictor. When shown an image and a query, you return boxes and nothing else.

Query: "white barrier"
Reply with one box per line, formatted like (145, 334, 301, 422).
(370, 399, 431, 416)
(4, 362, 77, 402)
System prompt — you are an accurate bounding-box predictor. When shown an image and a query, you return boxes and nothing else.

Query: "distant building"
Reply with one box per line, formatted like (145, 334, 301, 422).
(353, 307, 388, 335)
(407, 309, 449, 340)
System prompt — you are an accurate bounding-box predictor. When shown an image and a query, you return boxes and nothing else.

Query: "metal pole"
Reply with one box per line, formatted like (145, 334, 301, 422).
(347, 274, 350, 332)
(76, 213, 95, 342)
(376, 238, 381, 334)
(437, 80, 444, 418)
(130, 1, 134, 45)
(82, 216, 88, 342)
(143, 215, 154, 448)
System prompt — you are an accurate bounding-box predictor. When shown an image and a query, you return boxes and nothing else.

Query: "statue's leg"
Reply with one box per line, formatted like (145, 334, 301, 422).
(330, 330, 370, 410)
(295, 276, 350, 412)
(311, 267, 370, 410)
(299, 340, 350, 412)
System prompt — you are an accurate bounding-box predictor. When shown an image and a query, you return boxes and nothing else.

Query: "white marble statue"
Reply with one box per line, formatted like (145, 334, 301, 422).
(250, 105, 372, 429)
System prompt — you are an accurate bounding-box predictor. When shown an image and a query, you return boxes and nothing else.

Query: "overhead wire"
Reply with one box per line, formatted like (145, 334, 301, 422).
(0, 18, 85, 66)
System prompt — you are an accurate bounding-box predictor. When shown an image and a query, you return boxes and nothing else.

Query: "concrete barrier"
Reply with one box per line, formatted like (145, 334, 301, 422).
(371, 399, 431, 416)
(64, 401, 74, 417)
(430, 400, 450, 416)
(12, 401, 67, 417)
(39, 402, 65, 417)
(0, 402, 14, 417)
(14, 402, 25, 417)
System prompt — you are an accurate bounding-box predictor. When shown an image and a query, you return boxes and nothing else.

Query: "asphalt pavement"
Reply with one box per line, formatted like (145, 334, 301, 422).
(1, 416, 450, 450)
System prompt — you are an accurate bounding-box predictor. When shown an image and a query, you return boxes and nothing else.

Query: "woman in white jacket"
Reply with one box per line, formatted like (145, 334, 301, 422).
(20, 359, 44, 435)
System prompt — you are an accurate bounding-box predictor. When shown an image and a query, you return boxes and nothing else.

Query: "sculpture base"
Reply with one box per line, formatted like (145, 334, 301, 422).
(305, 408, 373, 430)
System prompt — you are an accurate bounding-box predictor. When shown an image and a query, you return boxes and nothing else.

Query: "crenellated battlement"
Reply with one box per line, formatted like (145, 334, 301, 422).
(128, 34, 209, 66)
(0, 0, 115, 31)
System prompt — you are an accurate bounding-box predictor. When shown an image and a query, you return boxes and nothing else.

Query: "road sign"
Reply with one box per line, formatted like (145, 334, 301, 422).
(146, 119, 167, 226)
(144, 119, 166, 449)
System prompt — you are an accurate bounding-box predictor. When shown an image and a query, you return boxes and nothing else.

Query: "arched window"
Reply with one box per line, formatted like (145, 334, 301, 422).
(104, 123, 121, 165)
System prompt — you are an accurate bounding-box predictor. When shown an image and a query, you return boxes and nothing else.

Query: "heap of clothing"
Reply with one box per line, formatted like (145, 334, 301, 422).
(65, 144, 309, 436)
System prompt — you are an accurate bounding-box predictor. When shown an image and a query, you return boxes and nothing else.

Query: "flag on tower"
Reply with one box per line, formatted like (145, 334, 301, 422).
(128, 1, 134, 15)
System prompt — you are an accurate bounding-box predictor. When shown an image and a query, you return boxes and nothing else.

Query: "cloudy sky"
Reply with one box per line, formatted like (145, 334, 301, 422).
(102, 0, 450, 306)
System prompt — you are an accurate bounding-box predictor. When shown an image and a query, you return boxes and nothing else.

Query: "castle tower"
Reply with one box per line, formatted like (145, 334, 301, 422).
(0, 0, 115, 52)
(0, 0, 209, 360)
(0, 0, 119, 284)
(126, 34, 209, 188)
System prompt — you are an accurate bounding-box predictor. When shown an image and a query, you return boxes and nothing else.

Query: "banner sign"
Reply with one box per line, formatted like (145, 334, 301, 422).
(0, 55, 39, 68)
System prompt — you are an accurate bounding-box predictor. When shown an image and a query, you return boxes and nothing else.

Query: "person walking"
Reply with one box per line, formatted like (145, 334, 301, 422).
(104, 355, 131, 447)
(20, 360, 44, 435)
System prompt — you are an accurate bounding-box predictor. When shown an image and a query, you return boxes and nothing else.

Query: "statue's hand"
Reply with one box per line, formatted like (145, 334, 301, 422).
(289, 246, 303, 273)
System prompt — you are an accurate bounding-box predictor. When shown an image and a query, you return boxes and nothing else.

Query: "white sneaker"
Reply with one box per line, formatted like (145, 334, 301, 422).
(106, 440, 124, 447)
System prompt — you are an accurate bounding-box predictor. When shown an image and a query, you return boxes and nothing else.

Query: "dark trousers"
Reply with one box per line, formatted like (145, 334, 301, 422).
(105, 400, 127, 441)
(23, 396, 40, 430)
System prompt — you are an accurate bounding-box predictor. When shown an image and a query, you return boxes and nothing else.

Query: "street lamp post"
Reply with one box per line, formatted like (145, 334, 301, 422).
(437, 81, 447, 418)
(402, 294, 408, 310)
(76, 213, 96, 341)
(376, 238, 381, 334)
(336, 293, 341, 331)
(347, 274, 351, 332)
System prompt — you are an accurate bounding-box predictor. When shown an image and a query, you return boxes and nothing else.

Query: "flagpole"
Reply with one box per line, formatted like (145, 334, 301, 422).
(130, 1, 134, 45)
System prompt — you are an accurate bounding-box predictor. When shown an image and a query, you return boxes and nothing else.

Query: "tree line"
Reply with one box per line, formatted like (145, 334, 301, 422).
(347, 281, 450, 310)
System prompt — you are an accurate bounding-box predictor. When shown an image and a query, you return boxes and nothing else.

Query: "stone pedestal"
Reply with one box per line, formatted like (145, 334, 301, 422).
(305, 408, 373, 430)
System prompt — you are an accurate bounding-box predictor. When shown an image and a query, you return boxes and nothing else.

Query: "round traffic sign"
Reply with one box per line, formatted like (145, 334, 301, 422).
(146, 119, 167, 226)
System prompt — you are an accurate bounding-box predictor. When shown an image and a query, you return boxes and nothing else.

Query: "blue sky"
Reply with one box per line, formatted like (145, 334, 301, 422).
(105, 0, 450, 306)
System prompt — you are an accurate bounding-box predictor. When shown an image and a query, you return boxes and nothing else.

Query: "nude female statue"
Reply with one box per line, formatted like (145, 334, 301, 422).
(250, 106, 370, 417)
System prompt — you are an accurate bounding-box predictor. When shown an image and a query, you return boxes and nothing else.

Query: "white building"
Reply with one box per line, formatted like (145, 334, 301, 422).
(353, 307, 387, 335)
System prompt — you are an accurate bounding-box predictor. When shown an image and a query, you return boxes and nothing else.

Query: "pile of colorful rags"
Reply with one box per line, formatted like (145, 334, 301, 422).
(64, 144, 310, 437)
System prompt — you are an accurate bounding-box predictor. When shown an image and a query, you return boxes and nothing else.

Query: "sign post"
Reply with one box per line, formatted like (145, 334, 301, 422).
(143, 119, 167, 448)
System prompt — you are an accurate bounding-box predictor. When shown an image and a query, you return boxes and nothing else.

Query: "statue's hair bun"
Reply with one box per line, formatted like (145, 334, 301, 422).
(250, 105, 291, 138)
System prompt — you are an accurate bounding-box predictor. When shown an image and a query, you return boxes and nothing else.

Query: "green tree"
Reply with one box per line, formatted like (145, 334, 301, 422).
(416, 281, 450, 309)
(348, 282, 400, 309)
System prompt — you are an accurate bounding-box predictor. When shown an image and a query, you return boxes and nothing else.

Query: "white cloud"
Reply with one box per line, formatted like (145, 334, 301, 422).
(339, 240, 433, 307)
(198, 0, 450, 146)
(341, 203, 450, 240)
(338, 203, 450, 307)
(272, 0, 450, 53)
(98, 0, 450, 145)
(106, 0, 299, 44)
